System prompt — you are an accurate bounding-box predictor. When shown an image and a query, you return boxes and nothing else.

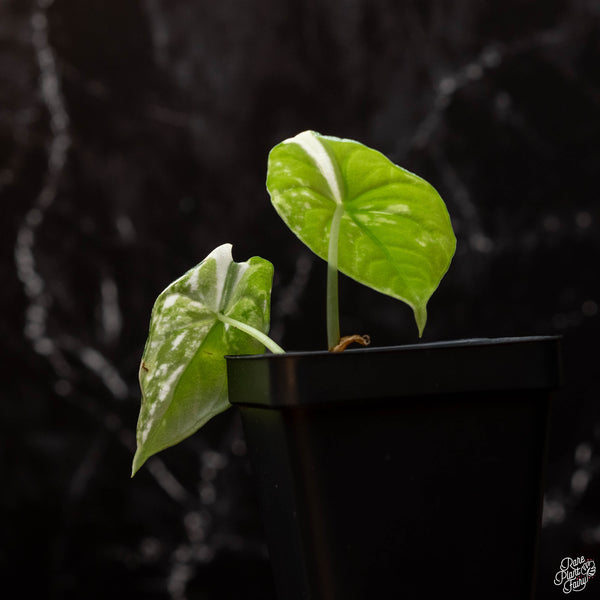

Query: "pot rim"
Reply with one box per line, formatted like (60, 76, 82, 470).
(226, 335, 561, 361)
(226, 335, 563, 407)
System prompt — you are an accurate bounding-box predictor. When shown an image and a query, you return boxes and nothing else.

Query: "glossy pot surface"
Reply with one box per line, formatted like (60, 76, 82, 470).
(227, 336, 562, 600)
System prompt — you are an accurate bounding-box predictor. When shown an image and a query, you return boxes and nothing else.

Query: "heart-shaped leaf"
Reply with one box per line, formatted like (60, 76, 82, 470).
(132, 244, 274, 475)
(267, 130, 456, 335)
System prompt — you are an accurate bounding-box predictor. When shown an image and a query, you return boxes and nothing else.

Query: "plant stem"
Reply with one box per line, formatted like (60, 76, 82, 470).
(327, 204, 344, 351)
(217, 313, 285, 354)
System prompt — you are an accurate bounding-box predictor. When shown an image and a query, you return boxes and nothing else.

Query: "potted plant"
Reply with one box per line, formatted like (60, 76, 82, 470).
(132, 131, 562, 600)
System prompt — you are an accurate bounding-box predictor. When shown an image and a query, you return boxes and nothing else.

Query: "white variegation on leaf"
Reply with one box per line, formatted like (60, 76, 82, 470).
(132, 244, 276, 475)
(267, 130, 456, 337)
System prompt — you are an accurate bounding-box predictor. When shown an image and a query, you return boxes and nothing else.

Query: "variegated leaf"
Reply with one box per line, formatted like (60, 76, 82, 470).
(132, 244, 273, 475)
(267, 130, 456, 335)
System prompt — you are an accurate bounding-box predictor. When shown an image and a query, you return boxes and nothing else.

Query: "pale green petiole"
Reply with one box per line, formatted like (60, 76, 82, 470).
(326, 203, 344, 351)
(217, 313, 285, 354)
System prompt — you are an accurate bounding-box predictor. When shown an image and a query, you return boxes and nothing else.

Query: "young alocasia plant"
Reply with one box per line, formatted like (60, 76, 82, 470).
(132, 131, 456, 474)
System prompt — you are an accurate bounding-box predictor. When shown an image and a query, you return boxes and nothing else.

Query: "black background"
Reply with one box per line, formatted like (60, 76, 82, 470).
(2, 1, 599, 598)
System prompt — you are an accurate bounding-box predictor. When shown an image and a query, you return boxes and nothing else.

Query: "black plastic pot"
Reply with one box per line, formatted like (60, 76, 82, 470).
(226, 336, 562, 600)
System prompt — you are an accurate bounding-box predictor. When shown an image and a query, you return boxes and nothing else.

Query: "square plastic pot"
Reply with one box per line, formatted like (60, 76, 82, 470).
(226, 336, 562, 600)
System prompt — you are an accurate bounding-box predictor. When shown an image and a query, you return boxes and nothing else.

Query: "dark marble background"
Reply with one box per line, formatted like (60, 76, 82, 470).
(2, 0, 600, 598)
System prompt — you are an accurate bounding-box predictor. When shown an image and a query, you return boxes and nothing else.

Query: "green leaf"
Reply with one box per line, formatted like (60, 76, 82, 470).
(132, 244, 274, 475)
(266, 130, 456, 336)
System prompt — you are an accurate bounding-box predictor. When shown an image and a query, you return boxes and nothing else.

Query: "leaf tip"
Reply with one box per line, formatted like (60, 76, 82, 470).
(415, 305, 427, 338)
(131, 449, 146, 478)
